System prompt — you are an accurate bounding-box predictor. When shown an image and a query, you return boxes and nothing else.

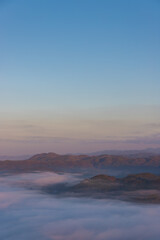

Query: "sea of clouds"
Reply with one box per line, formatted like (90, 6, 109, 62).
(0, 172, 160, 240)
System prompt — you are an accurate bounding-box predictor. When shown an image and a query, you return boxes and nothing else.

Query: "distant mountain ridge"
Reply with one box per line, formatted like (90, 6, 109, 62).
(0, 152, 160, 173)
(87, 148, 160, 157)
(0, 155, 32, 161)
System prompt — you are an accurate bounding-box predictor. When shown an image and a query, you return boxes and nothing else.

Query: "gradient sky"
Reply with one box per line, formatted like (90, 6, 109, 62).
(0, 0, 160, 155)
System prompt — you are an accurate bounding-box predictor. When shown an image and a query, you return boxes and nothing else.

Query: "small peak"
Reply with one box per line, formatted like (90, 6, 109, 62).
(124, 173, 158, 180)
(29, 152, 59, 160)
(91, 174, 116, 181)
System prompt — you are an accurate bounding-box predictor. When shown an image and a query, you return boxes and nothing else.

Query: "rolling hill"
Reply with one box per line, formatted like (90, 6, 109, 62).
(0, 152, 160, 174)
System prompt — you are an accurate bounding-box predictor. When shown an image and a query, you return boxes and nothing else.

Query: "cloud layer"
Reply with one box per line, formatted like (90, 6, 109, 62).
(0, 172, 160, 240)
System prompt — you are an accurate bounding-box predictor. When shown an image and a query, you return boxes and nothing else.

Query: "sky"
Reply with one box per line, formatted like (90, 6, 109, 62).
(0, 0, 160, 155)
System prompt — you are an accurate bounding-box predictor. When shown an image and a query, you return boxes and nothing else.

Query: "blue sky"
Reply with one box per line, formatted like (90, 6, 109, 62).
(0, 0, 160, 154)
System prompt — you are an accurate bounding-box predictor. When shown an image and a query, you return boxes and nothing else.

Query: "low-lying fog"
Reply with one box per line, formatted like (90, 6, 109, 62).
(0, 172, 160, 240)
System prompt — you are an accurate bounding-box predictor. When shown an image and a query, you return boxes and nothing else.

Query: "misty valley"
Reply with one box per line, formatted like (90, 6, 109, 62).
(0, 166, 160, 240)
